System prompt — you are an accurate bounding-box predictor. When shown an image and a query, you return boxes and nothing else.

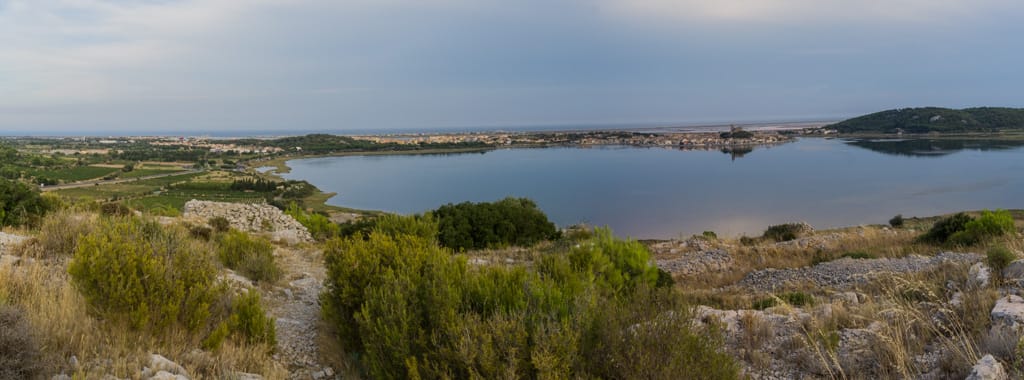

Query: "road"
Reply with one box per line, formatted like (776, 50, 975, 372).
(40, 169, 204, 191)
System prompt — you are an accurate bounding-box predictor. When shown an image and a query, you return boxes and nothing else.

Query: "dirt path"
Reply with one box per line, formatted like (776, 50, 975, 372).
(263, 246, 340, 380)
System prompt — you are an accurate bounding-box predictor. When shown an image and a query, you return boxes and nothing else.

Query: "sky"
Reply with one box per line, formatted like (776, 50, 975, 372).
(2, 0, 1024, 135)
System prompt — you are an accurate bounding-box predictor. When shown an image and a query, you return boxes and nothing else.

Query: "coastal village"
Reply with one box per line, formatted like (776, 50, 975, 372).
(354, 126, 793, 149)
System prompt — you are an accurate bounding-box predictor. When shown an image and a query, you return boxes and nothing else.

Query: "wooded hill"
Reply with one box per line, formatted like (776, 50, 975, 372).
(828, 107, 1024, 134)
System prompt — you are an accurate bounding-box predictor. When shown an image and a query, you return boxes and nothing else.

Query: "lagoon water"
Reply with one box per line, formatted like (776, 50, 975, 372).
(280, 138, 1024, 239)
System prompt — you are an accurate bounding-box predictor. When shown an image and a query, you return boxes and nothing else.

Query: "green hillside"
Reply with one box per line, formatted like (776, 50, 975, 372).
(828, 107, 1024, 134)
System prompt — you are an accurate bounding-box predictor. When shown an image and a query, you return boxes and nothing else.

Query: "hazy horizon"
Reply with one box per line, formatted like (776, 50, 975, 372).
(3, 0, 1023, 133)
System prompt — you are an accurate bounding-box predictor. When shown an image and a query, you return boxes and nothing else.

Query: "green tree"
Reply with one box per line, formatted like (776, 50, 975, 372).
(0, 178, 49, 227)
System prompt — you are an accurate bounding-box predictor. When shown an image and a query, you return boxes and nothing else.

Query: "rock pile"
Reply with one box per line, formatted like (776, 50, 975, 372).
(656, 249, 733, 277)
(738, 252, 981, 291)
(182, 200, 312, 243)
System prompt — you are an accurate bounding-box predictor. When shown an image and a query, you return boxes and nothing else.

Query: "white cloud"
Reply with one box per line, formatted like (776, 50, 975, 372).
(0, 0, 292, 105)
(598, 0, 1022, 24)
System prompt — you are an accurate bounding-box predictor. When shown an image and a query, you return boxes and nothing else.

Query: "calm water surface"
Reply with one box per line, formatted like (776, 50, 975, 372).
(280, 138, 1024, 239)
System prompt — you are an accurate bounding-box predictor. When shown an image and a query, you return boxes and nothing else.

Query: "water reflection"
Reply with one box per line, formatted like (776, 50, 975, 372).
(844, 138, 1024, 157)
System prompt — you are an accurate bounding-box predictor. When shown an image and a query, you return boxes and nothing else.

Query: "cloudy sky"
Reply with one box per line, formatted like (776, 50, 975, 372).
(2, 0, 1023, 134)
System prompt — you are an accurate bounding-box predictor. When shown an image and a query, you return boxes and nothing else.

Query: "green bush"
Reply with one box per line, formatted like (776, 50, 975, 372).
(68, 217, 224, 331)
(434, 197, 559, 251)
(702, 231, 718, 239)
(584, 288, 738, 379)
(950, 210, 1016, 246)
(753, 292, 814, 310)
(99, 202, 132, 217)
(751, 298, 777, 310)
(217, 230, 282, 283)
(321, 225, 733, 378)
(230, 291, 276, 346)
(208, 216, 231, 233)
(188, 224, 213, 241)
(285, 203, 340, 241)
(920, 212, 974, 244)
(762, 223, 806, 242)
(0, 305, 42, 380)
(889, 214, 905, 228)
(987, 246, 1016, 276)
(0, 178, 49, 227)
(568, 228, 660, 294)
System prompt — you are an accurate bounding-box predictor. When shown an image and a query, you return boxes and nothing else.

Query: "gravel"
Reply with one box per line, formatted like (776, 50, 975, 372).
(738, 252, 981, 291)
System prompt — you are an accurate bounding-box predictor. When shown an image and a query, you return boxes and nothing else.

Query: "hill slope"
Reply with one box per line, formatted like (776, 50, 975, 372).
(828, 107, 1024, 134)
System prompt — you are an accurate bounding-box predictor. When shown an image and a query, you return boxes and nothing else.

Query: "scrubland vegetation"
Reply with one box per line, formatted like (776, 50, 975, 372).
(0, 196, 283, 378)
(321, 219, 736, 379)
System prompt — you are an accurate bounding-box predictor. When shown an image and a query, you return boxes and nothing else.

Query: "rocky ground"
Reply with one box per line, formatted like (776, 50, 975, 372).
(652, 223, 1024, 380)
(738, 252, 982, 291)
(262, 246, 339, 380)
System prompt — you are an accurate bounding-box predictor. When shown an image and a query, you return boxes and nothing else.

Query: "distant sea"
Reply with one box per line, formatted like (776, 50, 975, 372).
(0, 118, 834, 138)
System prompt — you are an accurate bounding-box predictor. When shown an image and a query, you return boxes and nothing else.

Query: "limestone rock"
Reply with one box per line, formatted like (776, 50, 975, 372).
(1002, 260, 1024, 282)
(969, 262, 991, 288)
(182, 200, 312, 243)
(149, 371, 188, 380)
(837, 321, 884, 375)
(965, 354, 1007, 380)
(990, 295, 1024, 333)
(141, 354, 189, 380)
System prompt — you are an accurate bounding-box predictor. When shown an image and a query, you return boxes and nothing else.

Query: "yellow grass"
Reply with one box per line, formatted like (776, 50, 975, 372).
(0, 257, 287, 379)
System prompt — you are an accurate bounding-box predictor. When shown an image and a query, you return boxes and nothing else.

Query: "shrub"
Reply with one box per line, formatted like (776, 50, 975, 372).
(322, 226, 734, 378)
(656, 268, 676, 288)
(584, 288, 739, 379)
(209, 216, 231, 232)
(149, 204, 181, 217)
(230, 291, 276, 346)
(751, 298, 777, 310)
(920, 212, 974, 244)
(987, 246, 1016, 276)
(99, 202, 132, 217)
(753, 292, 814, 310)
(37, 211, 94, 257)
(568, 228, 660, 294)
(217, 230, 282, 283)
(889, 214, 905, 228)
(950, 210, 1016, 246)
(285, 203, 340, 241)
(763, 223, 806, 242)
(739, 236, 758, 246)
(0, 178, 49, 227)
(434, 197, 559, 250)
(68, 217, 224, 331)
(0, 305, 42, 380)
(189, 224, 213, 241)
(702, 231, 718, 239)
(780, 291, 814, 307)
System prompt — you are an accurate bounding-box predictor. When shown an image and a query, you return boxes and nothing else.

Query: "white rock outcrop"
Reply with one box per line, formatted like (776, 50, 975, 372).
(990, 295, 1024, 333)
(965, 354, 1007, 380)
(182, 200, 312, 243)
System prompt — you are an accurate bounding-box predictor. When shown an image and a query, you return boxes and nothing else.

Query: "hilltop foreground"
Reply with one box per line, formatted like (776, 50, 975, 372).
(2, 187, 1024, 379)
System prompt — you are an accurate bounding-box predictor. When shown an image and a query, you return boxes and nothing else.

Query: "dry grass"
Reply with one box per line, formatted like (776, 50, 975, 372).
(0, 258, 286, 379)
